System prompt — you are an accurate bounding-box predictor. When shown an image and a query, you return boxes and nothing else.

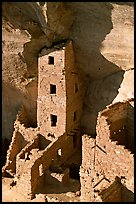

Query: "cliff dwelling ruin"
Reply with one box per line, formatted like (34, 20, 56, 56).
(2, 41, 85, 201)
(2, 2, 134, 202)
(2, 40, 134, 202)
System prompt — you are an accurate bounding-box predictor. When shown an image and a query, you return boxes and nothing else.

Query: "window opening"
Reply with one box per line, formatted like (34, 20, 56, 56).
(50, 84, 56, 94)
(48, 56, 54, 64)
(57, 148, 62, 160)
(51, 114, 57, 126)
(69, 163, 80, 180)
(75, 83, 78, 93)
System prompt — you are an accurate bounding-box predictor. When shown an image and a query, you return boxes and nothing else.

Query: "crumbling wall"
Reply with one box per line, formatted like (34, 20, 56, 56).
(95, 134, 134, 191)
(14, 119, 38, 142)
(16, 135, 50, 174)
(3, 130, 28, 175)
(14, 133, 75, 197)
(16, 137, 39, 160)
(96, 100, 134, 193)
(15, 136, 49, 199)
(3, 108, 39, 175)
(80, 100, 134, 202)
(98, 99, 134, 153)
(31, 133, 75, 193)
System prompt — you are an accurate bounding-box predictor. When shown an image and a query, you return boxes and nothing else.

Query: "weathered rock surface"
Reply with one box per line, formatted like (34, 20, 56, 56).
(2, 2, 134, 140)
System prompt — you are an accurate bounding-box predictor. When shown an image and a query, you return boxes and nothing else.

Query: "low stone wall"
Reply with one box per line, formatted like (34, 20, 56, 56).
(14, 119, 38, 142)
(3, 130, 28, 175)
(3, 117, 38, 175)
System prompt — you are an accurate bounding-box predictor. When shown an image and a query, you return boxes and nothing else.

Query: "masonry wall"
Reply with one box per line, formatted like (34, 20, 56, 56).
(38, 47, 66, 138)
(65, 41, 85, 134)
(97, 100, 134, 154)
(15, 133, 75, 197)
(15, 137, 39, 198)
(80, 135, 95, 202)
(15, 162, 32, 198)
(80, 100, 134, 202)
(14, 110, 38, 142)
(16, 135, 50, 176)
(3, 110, 39, 175)
(37, 41, 85, 139)
(95, 105, 134, 192)
(3, 130, 28, 175)
(31, 133, 75, 193)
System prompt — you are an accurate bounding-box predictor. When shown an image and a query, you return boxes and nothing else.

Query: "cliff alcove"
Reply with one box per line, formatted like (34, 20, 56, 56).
(2, 2, 134, 202)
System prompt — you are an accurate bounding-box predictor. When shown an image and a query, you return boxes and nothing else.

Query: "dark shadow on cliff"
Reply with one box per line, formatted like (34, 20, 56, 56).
(68, 2, 122, 79)
(81, 70, 125, 135)
(2, 138, 10, 167)
(2, 82, 37, 165)
(2, 83, 23, 166)
(2, 2, 46, 36)
(2, 2, 48, 77)
(66, 2, 130, 134)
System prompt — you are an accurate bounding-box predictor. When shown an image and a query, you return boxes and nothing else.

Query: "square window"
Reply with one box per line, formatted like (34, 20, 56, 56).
(48, 56, 54, 64)
(51, 114, 57, 126)
(50, 84, 56, 94)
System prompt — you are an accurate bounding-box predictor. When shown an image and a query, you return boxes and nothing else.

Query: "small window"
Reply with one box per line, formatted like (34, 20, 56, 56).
(74, 111, 77, 121)
(57, 149, 62, 156)
(57, 148, 62, 160)
(51, 114, 57, 126)
(39, 164, 43, 176)
(48, 56, 54, 64)
(75, 83, 78, 93)
(50, 84, 56, 94)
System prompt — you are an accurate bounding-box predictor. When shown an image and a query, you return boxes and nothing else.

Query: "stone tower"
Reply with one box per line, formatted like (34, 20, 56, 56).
(37, 41, 85, 140)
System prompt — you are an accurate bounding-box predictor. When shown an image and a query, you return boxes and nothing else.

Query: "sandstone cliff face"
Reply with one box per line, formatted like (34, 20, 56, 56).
(2, 2, 134, 141)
